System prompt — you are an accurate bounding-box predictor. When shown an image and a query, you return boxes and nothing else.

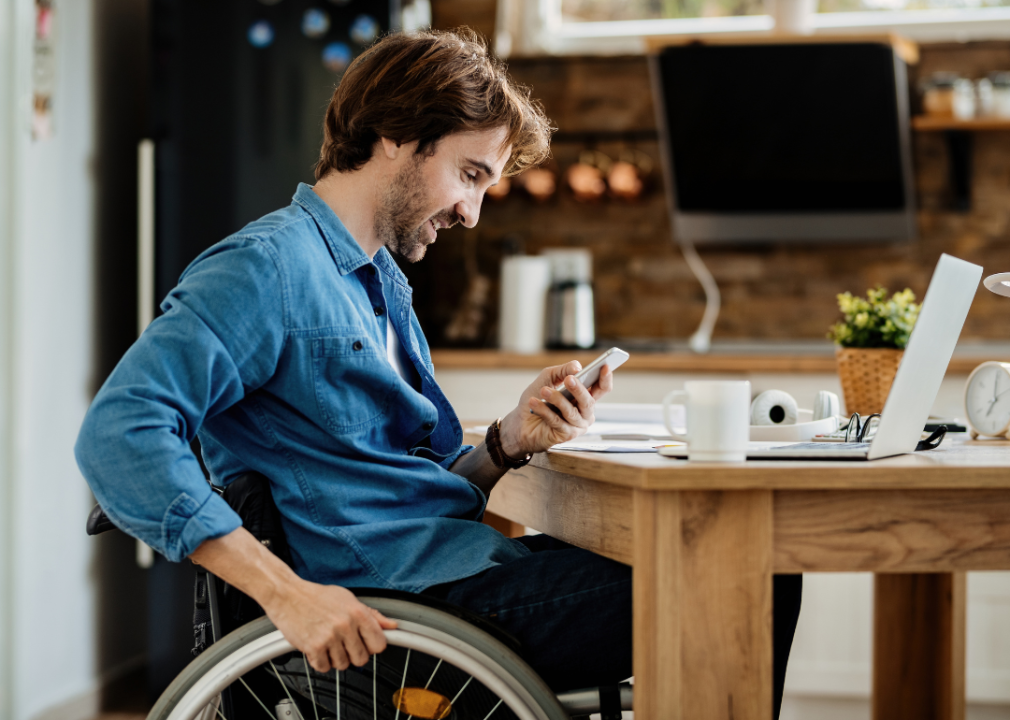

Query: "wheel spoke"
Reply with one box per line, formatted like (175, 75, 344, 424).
(373, 654, 378, 720)
(269, 659, 306, 720)
(303, 654, 320, 720)
(336, 669, 341, 720)
(449, 675, 473, 705)
(211, 696, 228, 720)
(480, 698, 504, 720)
(238, 675, 280, 720)
(394, 649, 411, 720)
(423, 659, 442, 690)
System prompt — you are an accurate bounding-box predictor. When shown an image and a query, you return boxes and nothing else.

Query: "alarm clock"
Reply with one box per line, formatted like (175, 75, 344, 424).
(964, 361, 1010, 439)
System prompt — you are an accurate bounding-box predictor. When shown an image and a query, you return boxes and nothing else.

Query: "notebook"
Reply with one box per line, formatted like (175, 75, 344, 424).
(660, 254, 982, 461)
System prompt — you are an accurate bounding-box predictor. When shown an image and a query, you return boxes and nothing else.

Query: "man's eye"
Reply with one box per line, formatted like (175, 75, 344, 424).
(465, 172, 477, 183)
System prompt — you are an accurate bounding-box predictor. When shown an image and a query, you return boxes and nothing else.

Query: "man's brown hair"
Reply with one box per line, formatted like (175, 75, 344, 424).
(315, 28, 552, 180)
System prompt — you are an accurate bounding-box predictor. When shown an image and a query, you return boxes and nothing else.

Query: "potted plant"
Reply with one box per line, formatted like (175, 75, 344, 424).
(827, 287, 921, 415)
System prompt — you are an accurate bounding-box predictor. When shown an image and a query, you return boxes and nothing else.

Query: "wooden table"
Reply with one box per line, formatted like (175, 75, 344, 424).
(469, 432, 1010, 720)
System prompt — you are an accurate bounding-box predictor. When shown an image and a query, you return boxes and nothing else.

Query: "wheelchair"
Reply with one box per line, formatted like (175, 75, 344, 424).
(87, 472, 633, 720)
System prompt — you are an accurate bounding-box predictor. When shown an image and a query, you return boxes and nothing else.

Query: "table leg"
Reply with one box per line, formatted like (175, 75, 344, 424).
(482, 510, 525, 538)
(872, 572, 966, 720)
(633, 489, 773, 720)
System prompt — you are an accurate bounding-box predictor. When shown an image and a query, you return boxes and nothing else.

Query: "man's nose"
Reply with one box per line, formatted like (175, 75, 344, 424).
(455, 194, 481, 228)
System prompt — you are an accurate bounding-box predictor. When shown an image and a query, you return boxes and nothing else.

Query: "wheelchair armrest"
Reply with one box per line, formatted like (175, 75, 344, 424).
(86, 504, 119, 536)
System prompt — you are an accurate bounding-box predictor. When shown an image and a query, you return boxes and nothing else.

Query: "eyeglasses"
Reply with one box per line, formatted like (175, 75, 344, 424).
(842, 413, 949, 450)
(916, 425, 948, 451)
(843, 412, 881, 443)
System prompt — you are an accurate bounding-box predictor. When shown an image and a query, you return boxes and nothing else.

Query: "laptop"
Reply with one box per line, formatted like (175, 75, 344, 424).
(660, 254, 982, 461)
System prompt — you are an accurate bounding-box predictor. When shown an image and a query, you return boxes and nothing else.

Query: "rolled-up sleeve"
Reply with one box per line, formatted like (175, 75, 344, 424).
(75, 238, 287, 561)
(437, 443, 474, 469)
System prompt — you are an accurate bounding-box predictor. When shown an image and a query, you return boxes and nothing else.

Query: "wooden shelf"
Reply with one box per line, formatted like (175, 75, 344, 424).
(431, 349, 993, 375)
(912, 116, 1010, 132)
(907, 116, 1010, 210)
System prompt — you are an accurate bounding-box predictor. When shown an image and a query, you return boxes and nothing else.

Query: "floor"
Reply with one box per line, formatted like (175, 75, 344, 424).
(89, 665, 150, 720)
(780, 696, 1010, 720)
(87, 697, 1010, 720)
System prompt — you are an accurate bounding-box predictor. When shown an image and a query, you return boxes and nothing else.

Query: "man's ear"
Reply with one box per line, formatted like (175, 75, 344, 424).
(380, 137, 401, 160)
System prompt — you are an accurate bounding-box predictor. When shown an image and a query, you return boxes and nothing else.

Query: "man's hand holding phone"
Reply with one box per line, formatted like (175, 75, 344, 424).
(497, 348, 627, 458)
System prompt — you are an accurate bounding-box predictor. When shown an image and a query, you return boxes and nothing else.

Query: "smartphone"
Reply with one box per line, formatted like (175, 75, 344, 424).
(555, 347, 630, 402)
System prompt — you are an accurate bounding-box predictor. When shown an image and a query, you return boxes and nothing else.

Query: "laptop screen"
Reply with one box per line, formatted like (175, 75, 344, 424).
(867, 254, 981, 460)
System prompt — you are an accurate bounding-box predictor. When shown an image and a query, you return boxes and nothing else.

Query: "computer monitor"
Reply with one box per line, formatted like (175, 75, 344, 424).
(649, 41, 917, 244)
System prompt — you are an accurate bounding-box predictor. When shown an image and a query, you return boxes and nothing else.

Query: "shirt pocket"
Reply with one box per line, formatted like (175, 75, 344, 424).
(311, 334, 396, 435)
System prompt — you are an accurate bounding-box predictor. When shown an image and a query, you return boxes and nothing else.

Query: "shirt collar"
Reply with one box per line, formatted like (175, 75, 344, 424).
(292, 183, 411, 290)
(373, 247, 412, 291)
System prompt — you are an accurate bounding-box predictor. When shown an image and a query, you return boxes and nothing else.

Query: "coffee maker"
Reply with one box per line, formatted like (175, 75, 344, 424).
(544, 249, 595, 350)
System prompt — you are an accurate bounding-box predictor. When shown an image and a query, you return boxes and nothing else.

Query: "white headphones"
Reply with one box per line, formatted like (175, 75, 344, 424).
(750, 390, 840, 426)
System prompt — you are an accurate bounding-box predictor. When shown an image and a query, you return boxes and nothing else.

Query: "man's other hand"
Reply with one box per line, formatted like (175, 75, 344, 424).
(190, 528, 397, 674)
(264, 579, 398, 672)
(499, 360, 614, 457)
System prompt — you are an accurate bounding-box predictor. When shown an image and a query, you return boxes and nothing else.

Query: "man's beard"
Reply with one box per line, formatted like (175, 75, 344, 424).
(375, 154, 458, 263)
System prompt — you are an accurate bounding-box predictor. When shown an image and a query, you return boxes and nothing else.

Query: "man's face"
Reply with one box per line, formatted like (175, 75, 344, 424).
(375, 127, 511, 263)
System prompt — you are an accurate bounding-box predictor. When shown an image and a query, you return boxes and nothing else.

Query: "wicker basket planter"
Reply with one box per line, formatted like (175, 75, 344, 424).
(835, 347, 904, 416)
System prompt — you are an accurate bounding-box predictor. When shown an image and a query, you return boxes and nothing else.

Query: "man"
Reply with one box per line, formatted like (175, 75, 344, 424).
(77, 28, 800, 706)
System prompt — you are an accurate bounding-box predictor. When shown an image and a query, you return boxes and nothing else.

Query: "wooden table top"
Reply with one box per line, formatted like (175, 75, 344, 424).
(463, 429, 1010, 491)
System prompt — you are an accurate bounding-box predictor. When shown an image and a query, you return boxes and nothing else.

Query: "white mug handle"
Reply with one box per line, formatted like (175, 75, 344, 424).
(662, 390, 690, 442)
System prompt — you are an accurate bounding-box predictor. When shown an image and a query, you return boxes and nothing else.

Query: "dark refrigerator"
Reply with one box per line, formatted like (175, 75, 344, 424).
(143, 0, 400, 698)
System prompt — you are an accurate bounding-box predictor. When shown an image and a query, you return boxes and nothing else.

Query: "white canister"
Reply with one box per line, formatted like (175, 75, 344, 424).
(498, 255, 551, 354)
(768, 0, 817, 35)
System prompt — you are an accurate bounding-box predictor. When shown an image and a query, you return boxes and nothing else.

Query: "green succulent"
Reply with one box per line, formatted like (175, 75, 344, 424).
(827, 286, 920, 349)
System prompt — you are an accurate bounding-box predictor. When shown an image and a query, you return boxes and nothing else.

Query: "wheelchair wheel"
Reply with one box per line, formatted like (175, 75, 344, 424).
(147, 595, 569, 720)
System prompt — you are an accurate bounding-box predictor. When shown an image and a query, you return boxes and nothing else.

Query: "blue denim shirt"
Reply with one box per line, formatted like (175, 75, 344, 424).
(75, 183, 528, 591)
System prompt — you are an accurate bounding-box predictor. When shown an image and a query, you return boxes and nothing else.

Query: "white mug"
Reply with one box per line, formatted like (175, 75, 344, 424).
(662, 381, 751, 462)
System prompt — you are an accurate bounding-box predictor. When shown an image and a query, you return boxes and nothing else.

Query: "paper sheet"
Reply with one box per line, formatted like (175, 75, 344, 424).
(585, 421, 684, 440)
(551, 439, 686, 453)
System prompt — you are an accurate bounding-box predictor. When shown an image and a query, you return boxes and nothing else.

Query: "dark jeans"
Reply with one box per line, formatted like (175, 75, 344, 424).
(424, 535, 803, 718)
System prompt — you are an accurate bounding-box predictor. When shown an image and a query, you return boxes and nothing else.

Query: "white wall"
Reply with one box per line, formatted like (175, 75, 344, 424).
(0, 1, 19, 716)
(0, 1, 101, 718)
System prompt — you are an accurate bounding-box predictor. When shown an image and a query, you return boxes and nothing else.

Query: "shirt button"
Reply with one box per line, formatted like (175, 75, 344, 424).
(423, 421, 434, 431)
(368, 266, 377, 276)
(352, 341, 363, 351)
(374, 306, 384, 317)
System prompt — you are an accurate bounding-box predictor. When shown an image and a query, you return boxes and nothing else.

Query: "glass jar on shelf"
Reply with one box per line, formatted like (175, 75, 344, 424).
(990, 72, 1010, 118)
(952, 78, 977, 120)
(921, 72, 960, 117)
(977, 77, 995, 117)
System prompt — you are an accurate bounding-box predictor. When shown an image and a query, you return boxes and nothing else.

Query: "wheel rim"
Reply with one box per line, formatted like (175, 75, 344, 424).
(164, 621, 550, 720)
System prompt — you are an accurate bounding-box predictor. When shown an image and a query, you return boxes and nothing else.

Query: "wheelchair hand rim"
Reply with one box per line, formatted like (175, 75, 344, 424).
(163, 622, 549, 720)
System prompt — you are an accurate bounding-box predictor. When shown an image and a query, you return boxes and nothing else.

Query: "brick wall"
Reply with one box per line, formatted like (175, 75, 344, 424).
(398, 42, 1010, 347)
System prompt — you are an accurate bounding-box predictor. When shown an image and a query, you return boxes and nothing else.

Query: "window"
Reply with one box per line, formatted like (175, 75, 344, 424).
(524, 0, 1010, 55)
(820, 0, 1010, 12)
(561, 0, 765, 23)
(562, 0, 1010, 24)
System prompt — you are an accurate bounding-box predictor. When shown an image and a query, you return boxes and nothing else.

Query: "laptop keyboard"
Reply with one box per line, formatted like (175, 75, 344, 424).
(771, 442, 871, 451)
